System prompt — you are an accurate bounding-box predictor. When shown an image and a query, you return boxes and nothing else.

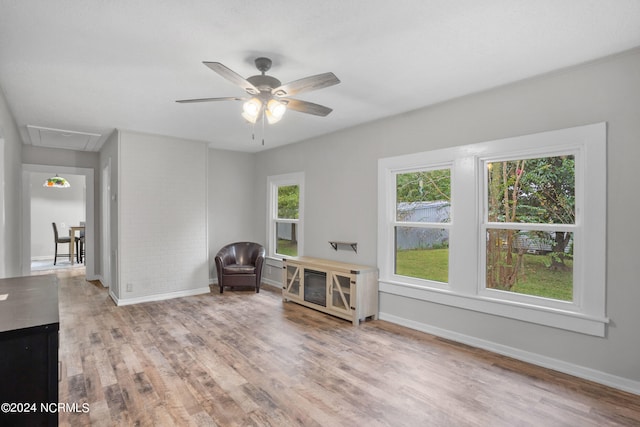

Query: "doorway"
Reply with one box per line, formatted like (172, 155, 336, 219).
(31, 171, 85, 272)
(22, 164, 95, 278)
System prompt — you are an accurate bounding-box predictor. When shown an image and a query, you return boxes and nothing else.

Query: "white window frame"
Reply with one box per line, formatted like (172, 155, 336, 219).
(267, 172, 304, 259)
(378, 123, 607, 336)
(479, 148, 581, 311)
(391, 164, 453, 289)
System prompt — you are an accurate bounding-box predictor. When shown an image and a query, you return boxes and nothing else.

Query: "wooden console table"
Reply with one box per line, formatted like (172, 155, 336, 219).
(283, 257, 378, 325)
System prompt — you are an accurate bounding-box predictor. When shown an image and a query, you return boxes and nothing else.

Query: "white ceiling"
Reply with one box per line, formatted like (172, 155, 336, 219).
(1, 1, 640, 153)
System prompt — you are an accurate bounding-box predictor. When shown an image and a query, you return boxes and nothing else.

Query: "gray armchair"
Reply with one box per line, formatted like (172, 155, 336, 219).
(215, 242, 265, 293)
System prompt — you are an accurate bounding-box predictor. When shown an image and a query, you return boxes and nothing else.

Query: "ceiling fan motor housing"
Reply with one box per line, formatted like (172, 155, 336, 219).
(247, 75, 282, 93)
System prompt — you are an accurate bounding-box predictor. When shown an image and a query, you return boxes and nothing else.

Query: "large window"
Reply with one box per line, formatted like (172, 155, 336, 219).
(268, 172, 304, 258)
(483, 155, 575, 303)
(378, 123, 607, 336)
(394, 168, 451, 283)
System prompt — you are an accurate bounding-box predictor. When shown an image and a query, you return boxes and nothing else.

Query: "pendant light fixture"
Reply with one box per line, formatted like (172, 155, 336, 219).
(43, 174, 70, 188)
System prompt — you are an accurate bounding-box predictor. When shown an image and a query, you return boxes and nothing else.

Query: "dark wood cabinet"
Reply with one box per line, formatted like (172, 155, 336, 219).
(0, 275, 59, 427)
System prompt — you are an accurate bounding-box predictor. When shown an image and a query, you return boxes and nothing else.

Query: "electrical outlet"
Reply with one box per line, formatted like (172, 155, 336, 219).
(126, 283, 133, 292)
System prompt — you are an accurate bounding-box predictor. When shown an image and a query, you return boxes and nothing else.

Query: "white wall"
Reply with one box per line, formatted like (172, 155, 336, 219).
(116, 131, 209, 304)
(30, 172, 85, 259)
(207, 149, 257, 281)
(0, 86, 23, 278)
(253, 48, 640, 390)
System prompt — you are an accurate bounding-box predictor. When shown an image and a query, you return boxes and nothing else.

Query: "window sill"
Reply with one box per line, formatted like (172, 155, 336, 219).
(379, 279, 608, 337)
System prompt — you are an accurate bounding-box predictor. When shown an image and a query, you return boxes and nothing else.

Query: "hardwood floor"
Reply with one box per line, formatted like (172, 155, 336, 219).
(56, 270, 640, 426)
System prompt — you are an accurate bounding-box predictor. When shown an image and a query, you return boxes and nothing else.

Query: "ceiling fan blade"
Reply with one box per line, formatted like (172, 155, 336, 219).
(272, 72, 340, 97)
(203, 62, 260, 95)
(176, 96, 244, 103)
(283, 98, 333, 117)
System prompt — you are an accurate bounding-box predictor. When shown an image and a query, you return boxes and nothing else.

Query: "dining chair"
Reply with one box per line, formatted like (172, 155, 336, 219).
(52, 222, 79, 265)
(77, 235, 85, 264)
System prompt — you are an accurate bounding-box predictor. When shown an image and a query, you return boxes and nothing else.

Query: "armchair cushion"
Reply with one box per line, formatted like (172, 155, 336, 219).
(223, 264, 257, 275)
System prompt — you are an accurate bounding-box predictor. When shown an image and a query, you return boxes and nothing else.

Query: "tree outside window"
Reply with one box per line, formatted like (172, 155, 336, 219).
(485, 155, 575, 301)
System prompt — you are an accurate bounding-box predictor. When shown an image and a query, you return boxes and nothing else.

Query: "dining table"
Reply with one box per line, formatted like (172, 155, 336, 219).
(69, 225, 85, 265)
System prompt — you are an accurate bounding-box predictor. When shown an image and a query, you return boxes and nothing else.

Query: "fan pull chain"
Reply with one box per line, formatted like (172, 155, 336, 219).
(261, 110, 266, 145)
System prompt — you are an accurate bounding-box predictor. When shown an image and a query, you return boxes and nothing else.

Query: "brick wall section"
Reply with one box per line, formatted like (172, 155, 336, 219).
(119, 131, 208, 300)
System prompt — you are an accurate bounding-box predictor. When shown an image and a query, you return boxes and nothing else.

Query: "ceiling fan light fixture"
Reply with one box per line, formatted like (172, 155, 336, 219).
(243, 98, 262, 116)
(242, 111, 259, 124)
(267, 99, 286, 119)
(265, 110, 282, 124)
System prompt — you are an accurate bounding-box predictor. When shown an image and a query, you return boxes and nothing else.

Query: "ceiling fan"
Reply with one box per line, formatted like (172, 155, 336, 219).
(176, 57, 340, 125)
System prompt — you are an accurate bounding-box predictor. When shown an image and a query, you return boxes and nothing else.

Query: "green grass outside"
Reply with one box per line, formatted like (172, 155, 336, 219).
(395, 249, 573, 301)
(277, 239, 298, 257)
(395, 248, 449, 283)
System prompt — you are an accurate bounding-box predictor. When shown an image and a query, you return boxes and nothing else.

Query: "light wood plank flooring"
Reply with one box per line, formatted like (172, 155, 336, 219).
(54, 270, 640, 426)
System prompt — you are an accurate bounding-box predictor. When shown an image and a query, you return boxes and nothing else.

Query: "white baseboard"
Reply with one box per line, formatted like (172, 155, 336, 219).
(110, 286, 211, 306)
(109, 289, 118, 305)
(85, 273, 103, 284)
(379, 312, 640, 396)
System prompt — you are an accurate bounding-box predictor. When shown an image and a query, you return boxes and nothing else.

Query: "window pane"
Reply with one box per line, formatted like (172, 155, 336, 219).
(276, 222, 298, 256)
(278, 185, 299, 219)
(487, 155, 575, 224)
(395, 226, 449, 283)
(396, 169, 450, 222)
(486, 229, 573, 301)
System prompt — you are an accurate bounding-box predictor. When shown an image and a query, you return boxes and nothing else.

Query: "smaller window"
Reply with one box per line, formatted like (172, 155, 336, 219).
(267, 173, 304, 258)
(276, 185, 299, 256)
